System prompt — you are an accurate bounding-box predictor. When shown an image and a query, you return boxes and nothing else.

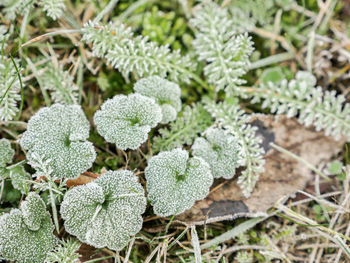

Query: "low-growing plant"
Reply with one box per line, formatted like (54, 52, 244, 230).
(1, 0, 350, 261)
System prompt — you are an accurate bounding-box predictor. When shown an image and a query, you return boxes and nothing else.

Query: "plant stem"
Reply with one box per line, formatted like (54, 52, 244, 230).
(94, 0, 120, 23)
(49, 181, 60, 233)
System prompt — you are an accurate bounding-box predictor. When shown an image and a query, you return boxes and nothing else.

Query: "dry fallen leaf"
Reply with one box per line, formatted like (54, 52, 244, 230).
(176, 115, 346, 225)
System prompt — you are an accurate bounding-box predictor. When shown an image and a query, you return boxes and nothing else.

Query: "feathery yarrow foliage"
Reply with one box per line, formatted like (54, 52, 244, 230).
(145, 148, 213, 217)
(20, 104, 96, 179)
(0, 56, 22, 122)
(0, 192, 56, 263)
(40, 63, 79, 104)
(94, 93, 162, 150)
(152, 103, 212, 152)
(191, 1, 254, 95)
(40, 0, 65, 20)
(249, 71, 350, 141)
(45, 238, 81, 263)
(192, 127, 240, 179)
(82, 21, 196, 83)
(134, 76, 182, 124)
(60, 170, 146, 251)
(204, 99, 265, 197)
(0, 0, 66, 19)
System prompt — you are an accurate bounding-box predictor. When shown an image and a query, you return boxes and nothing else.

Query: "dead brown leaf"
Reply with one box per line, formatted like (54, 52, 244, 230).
(176, 115, 346, 225)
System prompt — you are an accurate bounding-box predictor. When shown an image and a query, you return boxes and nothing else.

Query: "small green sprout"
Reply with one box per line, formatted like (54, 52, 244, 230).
(145, 148, 213, 217)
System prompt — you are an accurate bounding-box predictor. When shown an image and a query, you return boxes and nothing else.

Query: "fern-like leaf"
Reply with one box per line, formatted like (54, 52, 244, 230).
(191, 1, 254, 95)
(82, 21, 196, 83)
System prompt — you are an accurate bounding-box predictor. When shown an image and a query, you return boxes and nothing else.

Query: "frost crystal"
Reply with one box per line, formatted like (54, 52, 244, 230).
(60, 170, 147, 251)
(145, 148, 213, 217)
(0, 138, 14, 167)
(0, 192, 56, 263)
(94, 93, 162, 150)
(20, 104, 96, 179)
(192, 128, 240, 179)
(134, 76, 181, 124)
(9, 165, 31, 194)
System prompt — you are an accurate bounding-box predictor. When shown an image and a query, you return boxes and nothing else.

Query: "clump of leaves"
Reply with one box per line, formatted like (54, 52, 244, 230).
(145, 148, 213, 217)
(20, 104, 96, 179)
(94, 93, 162, 150)
(0, 192, 56, 263)
(134, 75, 182, 124)
(60, 170, 146, 251)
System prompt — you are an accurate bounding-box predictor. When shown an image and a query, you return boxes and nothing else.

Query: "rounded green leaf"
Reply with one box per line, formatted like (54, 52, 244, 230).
(60, 170, 147, 251)
(192, 128, 240, 179)
(145, 148, 213, 217)
(20, 104, 96, 179)
(94, 93, 162, 150)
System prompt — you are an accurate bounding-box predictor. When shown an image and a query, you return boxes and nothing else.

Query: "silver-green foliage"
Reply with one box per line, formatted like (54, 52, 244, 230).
(0, 0, 65, 19)
(9, 165, 31, 194)
(40, 0, 65, 20)
(134, 76, 181, 124)
(0, 138, 14, 167)
(20, 104, 96, 179)
(94, 93, 162, 150)
(191, 1, 254, 95)
(0, 56, 22, 122)
(45, 238, 81, 263)
(60, 170, 146, 251)
(204, 99, 265, 197)
(82, 21, 196, 83)
(40, 64, 79, 104)
(192, 127, 240, 179)
(250, 71, 350, 141)
(0, 192, 56, 263)
(152, 103, 212, 152)
(145, 148, 213, 217)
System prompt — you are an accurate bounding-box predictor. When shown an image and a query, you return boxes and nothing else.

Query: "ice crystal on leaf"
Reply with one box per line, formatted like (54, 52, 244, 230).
(134, 76, 181, 124)
(60, 170, 147, 251)
(94, 93, 162, 150)
(20, 104, 96, 179)
(145, 148, 213, 217)
(192, 127, 240, 179)
(0, 192, 56, 263)
(9, 165, 31, 194)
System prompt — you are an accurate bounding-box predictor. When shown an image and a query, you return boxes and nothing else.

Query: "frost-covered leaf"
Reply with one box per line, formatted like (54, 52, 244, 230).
(20, 104, 96, 179)
(191, 1, 254, 95)
(45, 238, 81, 263)
(39, 63, 79, 104)
(0, 56, 22, 121)
(145, 148, 213, 217)
(60, 170, 147, 251)
(192, 127, 240, 179)
(0, 192, 56, 263)
(40, 0, 65, 20)
(82, 21, 196, 83)
(134, 76, 181, 124)
(9, 165, 31, 194)
(0, 138, 14, 167)
(94, 93, 162, 150)
(250, 71, 350, 141)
